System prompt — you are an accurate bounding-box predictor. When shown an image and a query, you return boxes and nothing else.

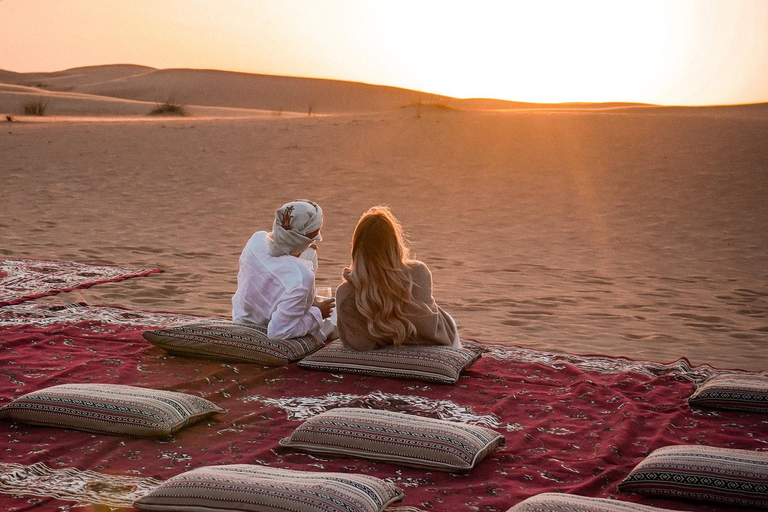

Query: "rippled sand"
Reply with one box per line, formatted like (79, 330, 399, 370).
(2, 105, 767, 370)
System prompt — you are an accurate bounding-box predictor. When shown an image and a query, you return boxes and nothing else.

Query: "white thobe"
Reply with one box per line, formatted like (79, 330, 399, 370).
(232, 231, 329, 340)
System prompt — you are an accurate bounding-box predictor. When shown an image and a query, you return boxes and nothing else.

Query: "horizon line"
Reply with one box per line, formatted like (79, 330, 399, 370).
(4, 63, 768, 109)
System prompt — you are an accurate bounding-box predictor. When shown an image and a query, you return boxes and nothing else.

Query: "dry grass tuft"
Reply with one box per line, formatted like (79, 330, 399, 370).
(149, 98, 187, 116)
(403, 97, 459, 118)
(23, 100, 48, 116)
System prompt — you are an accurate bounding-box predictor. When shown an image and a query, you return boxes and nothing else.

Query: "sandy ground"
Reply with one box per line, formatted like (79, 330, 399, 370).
(2, 66, 767, 371)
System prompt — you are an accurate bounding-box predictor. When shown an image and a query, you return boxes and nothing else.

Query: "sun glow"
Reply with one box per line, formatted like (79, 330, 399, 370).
(359, 2, 673, 103)
(1, 0, 767, 105)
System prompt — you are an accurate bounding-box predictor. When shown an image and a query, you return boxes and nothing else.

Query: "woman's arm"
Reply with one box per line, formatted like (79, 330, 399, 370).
(408, 262, 459, 346)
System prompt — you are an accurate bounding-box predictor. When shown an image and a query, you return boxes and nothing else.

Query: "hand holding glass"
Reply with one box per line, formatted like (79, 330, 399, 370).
(315, 286, 333, 300)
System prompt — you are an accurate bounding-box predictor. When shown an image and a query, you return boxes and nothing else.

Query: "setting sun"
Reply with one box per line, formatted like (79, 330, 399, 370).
(356, 2, 673, 103)
(1, 0, 767, 105)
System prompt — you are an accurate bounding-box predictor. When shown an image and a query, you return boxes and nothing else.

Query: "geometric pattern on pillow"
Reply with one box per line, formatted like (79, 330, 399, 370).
(0, 384, 225, 437)
(506, 492, 682, 512)
(143, 320, 325, 366)
(279, 407, 505, 472)
(618, 445, 768, 509)
(297, 341, 481, 384)
(132, 464, 404, 512)
(688, 374, 768, 413)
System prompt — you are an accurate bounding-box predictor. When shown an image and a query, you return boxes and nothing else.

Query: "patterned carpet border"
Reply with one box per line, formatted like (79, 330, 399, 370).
(0, 302, 203, 328)
(0, 258, 163, 306)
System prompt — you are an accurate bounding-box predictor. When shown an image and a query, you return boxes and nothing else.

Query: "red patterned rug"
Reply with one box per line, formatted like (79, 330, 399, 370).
(0, 258, 163, 306)
(0, 303, 765, 512)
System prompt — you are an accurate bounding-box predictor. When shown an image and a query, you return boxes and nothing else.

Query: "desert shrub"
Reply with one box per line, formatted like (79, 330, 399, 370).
(23, 100, 48, 116)
(403, 97, 458, 118)
(432, 97, 456, 110)
(149, 98, 186, 116)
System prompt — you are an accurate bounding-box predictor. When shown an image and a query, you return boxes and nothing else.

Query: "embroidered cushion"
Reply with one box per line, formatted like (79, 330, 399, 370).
(506, 493, 681, 512)
(133, 464, 404, 512)
(143, 320, 325, 366)
(297, 341, 481, 384)
(0, 383, 225, 437)
(279, 407, 505, 472)
(618, 445, 768, 509)
(688, 374, 768, 413)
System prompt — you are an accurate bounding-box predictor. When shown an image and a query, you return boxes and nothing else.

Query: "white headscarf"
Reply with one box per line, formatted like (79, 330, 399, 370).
(267, 199, 323, 257)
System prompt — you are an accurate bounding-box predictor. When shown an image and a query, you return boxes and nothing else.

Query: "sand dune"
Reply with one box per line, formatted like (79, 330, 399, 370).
(6, 64, 767, 119)
(1, 65, 767, 371)
(0, 64, 156, 88)
(0, 84, 293, 119)
(1, 65, 457, 115)
(0, 64, 679, 117)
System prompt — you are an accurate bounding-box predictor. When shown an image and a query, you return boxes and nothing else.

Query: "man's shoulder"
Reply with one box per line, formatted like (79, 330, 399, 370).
(242, 231, 268, 253)
(247, 230, 269, 244)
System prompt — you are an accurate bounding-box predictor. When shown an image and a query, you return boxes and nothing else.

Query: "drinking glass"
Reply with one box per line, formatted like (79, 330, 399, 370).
(315, 286, 333, 300)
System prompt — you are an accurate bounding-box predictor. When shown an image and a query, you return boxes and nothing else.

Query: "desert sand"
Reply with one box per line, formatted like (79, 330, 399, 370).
(1, 66, 767, 370)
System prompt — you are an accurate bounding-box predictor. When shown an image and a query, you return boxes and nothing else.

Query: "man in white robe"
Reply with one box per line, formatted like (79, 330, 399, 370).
(232, 200, 336, 340)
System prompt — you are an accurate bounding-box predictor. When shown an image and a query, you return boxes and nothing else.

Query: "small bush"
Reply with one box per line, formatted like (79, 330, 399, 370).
(432, 97, 456, 111)
(403, 97, 458, 118)
(149, 98, 186, 116)
(23, 100, 48, 116)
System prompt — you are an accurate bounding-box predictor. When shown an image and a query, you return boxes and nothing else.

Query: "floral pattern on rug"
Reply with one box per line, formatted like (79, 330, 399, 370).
(465, 341, 755, 383)
(0, 462, 429, 511)
(0, 462, 161, 509)
(0, 302, 201, 328)
(0, 258, 162, 306)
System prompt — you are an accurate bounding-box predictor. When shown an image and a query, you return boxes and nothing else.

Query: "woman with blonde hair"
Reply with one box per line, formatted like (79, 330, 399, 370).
(335, 206, 460, 351)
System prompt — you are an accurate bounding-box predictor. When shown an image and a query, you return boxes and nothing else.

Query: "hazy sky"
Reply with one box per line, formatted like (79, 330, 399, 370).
(2, 0, 768, 105)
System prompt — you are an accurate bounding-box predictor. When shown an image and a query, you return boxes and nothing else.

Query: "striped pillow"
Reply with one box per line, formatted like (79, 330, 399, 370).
(297, 341, 481, 384)
(0, 384, 225, 437)
(133, 464, 404, 512)
(618, 445, 768, 508)
(506, 493, 681, 512)
(279, 407, 505, 472)
(688, 374, 768, 413)
(143, 320, 325, 366)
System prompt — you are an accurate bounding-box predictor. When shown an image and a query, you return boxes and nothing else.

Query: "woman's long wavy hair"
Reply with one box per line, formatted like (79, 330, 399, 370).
(345, 206, 418, 346)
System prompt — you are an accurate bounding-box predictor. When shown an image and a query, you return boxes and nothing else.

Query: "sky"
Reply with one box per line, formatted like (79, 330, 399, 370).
(1, 0, 768, 106)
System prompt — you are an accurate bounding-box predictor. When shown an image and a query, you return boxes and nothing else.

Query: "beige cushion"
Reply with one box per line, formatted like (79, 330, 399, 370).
(280, 407, 505, 472)
(133, 464, 404, 512)
(0, 383, 225, 437)
(688, 374, 768, 413)
(618, 445, 768, 508)
(506, 493, 681, 512)
(143, 320, 325, 366)
(298, 341, 480, 384)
